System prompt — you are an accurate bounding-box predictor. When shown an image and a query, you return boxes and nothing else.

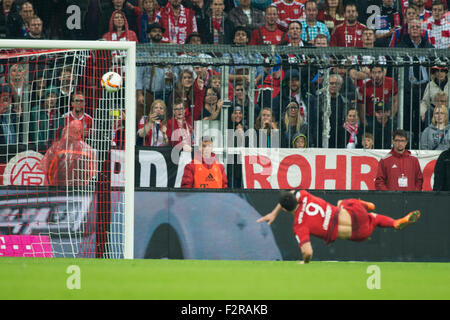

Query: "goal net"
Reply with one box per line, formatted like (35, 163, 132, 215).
(0, 40, 135, 259)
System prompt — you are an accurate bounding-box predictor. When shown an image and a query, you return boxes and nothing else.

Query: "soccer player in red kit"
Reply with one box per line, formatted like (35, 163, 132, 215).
(257, 190, 420, 264)
(330, 2, 366, 47)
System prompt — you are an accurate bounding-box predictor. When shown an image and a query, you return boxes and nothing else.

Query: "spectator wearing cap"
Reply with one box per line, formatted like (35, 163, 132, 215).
(420, 66, 450, 126)
(223, 25, 264, 86)
(136, 22, 176, 125)
(178, 32, 213, 74)
(365, 100, 394, 149)
(280, 99, 309, 148)
(181, 135, 228, 189)
(357, 65, 398, 126)
(272, 68, 317, 132)
(138, 0, 162, 42)
(292, 132, 307, 148)
(227, 0, 264, 34)
(146, 21, 168, 43)
(256, 55, 284, 117)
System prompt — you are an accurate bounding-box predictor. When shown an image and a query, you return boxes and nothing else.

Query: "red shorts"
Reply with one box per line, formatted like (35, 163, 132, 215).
(339, 199, 376, 242)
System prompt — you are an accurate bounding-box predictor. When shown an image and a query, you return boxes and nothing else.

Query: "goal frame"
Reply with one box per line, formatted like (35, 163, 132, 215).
(0, 39, 136, 259)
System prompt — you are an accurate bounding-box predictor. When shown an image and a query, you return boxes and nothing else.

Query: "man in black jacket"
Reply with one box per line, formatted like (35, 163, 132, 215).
(6, 1, 34, 38)
(433, 146, 450, 191)
(394, 19, 434, 149)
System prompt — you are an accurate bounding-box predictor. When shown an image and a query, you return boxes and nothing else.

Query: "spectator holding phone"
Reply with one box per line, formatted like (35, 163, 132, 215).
(137, 99, 169, 146)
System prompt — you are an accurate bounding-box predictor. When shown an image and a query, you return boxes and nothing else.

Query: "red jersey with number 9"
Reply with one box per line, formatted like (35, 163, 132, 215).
(292, 190, 339, 246)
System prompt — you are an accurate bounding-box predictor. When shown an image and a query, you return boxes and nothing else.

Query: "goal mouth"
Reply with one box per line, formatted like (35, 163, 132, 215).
(0, 41, 136, 259)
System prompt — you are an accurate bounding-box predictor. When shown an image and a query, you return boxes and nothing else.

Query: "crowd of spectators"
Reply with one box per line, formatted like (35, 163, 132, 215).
(1, 0, 450, 190)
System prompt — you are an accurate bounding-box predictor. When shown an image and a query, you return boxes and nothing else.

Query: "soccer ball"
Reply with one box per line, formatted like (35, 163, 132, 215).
(101, 71, 122, 93)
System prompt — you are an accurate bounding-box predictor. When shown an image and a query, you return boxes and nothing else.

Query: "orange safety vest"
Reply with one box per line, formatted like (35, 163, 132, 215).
(192, 160, 223, 189)
(47, 149, 95, 186)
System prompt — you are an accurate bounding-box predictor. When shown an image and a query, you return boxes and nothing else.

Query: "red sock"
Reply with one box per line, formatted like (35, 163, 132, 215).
(374, 214, 396, 228)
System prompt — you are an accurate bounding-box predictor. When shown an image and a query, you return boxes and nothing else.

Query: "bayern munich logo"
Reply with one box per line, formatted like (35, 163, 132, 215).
(3, 151, 45, 186)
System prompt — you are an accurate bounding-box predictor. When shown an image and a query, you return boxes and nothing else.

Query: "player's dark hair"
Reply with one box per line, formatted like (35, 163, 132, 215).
(279, 191, 297, 211)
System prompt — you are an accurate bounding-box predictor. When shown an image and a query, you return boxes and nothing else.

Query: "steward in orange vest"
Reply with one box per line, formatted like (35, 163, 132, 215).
(181, 136, 228, 189)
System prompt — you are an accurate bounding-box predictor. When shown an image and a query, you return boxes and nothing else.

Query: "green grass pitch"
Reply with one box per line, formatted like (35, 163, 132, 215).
(1, 257, 449, 300)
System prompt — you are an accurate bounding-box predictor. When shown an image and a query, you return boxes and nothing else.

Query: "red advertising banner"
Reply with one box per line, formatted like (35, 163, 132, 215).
(241, 148, 440, 191)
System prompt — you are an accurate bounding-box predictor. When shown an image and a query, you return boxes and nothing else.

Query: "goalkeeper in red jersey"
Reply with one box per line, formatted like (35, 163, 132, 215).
(257, 190, 420, 264)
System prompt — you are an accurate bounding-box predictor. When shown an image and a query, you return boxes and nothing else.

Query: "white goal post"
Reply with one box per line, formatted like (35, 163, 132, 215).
(0, 39, 135, 259)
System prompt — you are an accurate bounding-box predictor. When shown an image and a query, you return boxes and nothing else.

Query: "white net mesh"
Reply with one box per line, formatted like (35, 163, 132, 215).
(0, 45, 130, 259)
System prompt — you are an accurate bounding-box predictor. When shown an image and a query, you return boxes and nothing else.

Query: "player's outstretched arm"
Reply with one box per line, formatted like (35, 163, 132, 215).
(300, 242, 313, 264)
(257, 203, 283, 225)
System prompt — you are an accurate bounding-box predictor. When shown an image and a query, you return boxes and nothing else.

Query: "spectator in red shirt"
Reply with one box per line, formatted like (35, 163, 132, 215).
(61, 92, 93, 140)
(102, 9, 138, 42)
(357, 66, 398, 126)
(317, 0, 345, 35)
(159, 0, 197, 44)
(375, 129, 424, 191)
(249, 5, 287, 45)
(166, 77, 204, 149)
(330, 2, 366, 47)
(272, 0, 305, 31)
